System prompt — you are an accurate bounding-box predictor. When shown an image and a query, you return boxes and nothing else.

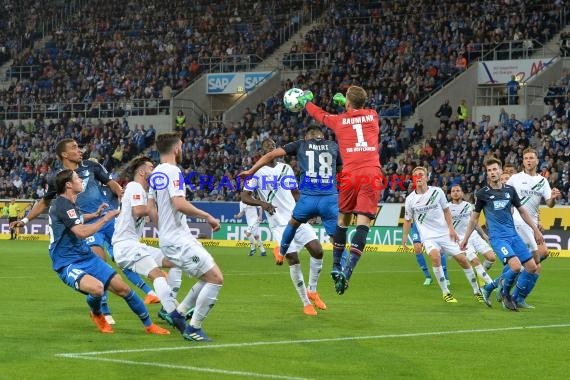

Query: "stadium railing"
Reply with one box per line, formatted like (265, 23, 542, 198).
(0, 98, 172, 120)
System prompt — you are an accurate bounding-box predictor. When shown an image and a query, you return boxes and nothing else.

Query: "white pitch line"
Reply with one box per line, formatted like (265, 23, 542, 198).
(58, 355, 310, 380)
(57, 323, 570, 357)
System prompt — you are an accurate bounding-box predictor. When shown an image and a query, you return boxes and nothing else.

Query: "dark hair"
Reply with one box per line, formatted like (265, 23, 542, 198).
(484, 157, 502, 168)
(122, 156, 153, 181)
(55, 138, 75, 160)
(156, 132, 181, 154)
(305, 126, 323, 138)
(55, 169, 74, 194)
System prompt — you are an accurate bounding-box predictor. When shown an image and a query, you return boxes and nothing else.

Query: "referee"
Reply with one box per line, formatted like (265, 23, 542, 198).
(8, 198, 19, 240)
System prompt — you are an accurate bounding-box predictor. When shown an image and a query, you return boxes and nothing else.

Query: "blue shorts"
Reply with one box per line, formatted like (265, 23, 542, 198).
(490, 235, 533, 265)
(411, 223, 421, 244)
(292, 194, 338, 236)
(57, 254, 117, 295)
(85, 220, 114, 257)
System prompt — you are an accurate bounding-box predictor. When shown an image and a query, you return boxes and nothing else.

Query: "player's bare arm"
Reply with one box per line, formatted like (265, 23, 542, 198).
(443, 207, 459, 242)
(147, 198, 158, 226)
(83, 202, 109, 222)
(70, 209, 120, 239)
(171, 196, 220, 231)
(474, 224, 490, 243)
(460, 211, 480, 250)
(238, 148, 286, 180)
(240, 190, 275, 215)
(107, 179, 124, 198)
(546, 187, 561, 207)
(517, 206, 544, 245)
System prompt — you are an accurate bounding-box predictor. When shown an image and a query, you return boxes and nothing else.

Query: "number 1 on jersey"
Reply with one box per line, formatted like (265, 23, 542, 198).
(352, 123, 368, 148)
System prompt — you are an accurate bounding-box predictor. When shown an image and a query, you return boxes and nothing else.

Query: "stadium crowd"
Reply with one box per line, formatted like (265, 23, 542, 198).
(1, 0, 570, 206)
(0, 0, 319, 120)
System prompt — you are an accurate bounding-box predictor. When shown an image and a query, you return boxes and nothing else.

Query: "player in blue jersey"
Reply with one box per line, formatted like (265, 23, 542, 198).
(460, 157, 543, 311)
(239, 127, 348, 286)
(48, 169, 169, 334)
(11, 139, 154, 323)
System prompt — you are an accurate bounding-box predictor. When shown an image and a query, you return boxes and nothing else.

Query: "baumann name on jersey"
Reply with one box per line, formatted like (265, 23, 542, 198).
(341, 115, 375, 125)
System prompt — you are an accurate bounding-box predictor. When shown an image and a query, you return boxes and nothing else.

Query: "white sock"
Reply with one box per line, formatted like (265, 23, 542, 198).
(167, 267, 183, 299)
(177, 280, 206, 315)
(153, 277, 176, 313)
(257, 237, 266, 252)
(307, 257, 322, 292)
(483, 259, 493, 271)
(474, 264, 493, 285)
(148, 290, 157, 296)
(289, 264, 310, 306)
(462, 267, 479, 293)
(433, 266, 449, 294)
(189, 283, 222, 329)
(248, 235, 256, 249)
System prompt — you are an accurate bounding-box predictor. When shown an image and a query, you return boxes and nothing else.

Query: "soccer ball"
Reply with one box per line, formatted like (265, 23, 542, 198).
(283, 88, 305, 112)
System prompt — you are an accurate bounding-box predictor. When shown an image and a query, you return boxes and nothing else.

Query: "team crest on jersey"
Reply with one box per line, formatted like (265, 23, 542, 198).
(133, 194, 141, 200)
(505, 193, 510, 199)
(67, 209, 78, 219)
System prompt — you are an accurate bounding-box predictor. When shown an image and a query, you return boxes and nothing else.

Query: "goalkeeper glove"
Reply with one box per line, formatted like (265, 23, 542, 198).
(332, 93, 346, 107)
(297, 90, 314, 108)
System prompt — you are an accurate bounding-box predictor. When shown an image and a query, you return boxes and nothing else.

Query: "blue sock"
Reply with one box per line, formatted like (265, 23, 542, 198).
(344, 251, 361, 280)
(86, 294, 103, 315)
(440, 253, 449, 280)
(415, 254, 431, 278)
(280, 223, 298, 256)
(100, 291, 111, 315)
(123, 268, 153, 294)
(512, 271, 539, 302)
(501, 268, 518, 296)
(340, 248, 348, 268)
(123, 289, 151, 327)
(332, 226, 348, 270)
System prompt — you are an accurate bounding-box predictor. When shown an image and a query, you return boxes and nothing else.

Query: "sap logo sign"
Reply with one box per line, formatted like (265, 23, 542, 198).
(207, 74, 236, 92)
(245, 73, 270, 92)
(493, 200, 510, 210)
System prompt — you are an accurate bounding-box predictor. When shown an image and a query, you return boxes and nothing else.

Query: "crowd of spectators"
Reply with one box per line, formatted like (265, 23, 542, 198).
(0, 0, 87, 66)
(1, 0, 321, 120)
(2, 0, 570, 207)
(284, 0, 566, 117)
(0, 116, 156, 199)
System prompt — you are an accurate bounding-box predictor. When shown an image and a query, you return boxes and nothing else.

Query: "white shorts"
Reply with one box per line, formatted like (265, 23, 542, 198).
(271, 223, 317, 254)
(161, 239, 215, 278)
(465, 233, 493, 261)
(423, 236, 463, 257)
(246, 222, 260, 237)
(113, 240, 165, 277)
(515, 222, 538, 251)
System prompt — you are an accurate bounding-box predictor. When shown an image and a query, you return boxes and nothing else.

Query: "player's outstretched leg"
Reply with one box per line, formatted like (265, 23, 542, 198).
(107, 274, 170, 334)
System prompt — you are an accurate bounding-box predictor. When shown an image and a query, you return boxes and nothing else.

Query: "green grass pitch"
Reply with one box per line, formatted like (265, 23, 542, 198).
(1, 240, 569, 379)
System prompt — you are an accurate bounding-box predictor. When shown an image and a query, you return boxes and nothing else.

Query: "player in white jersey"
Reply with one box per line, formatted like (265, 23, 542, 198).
(507, 148, 559, 260)
(240, 138, 326, 316)
(111, 156, 185, 334)
(448, 184, 496, 286)
(234, 201, 266, 256)
(147, 132, 223, 342)
(506, 148, 560, 308)
(402, 167, 490, 305)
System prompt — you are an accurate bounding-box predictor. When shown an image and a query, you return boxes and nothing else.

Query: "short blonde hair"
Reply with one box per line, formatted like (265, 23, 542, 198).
(412, 166, 428, 175)
(346, 86, 367, 109)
